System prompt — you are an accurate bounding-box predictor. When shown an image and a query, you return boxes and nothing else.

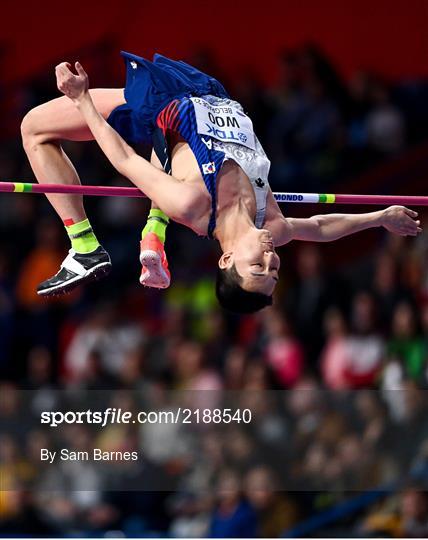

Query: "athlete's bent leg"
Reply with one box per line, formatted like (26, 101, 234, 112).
(21, 88, 125, 222)
(140, 150, 171, 288)
(21, 88, 125, 295)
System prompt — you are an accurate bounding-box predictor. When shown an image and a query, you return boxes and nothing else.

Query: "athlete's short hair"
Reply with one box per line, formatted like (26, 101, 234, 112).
(216, 264, 273, 314)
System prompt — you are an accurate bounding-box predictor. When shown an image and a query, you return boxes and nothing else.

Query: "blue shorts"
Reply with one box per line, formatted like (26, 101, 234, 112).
(107, 52, 229, 145)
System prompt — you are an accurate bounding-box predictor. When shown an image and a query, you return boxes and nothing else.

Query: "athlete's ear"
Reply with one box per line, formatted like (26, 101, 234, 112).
(218, 251, 233, 269)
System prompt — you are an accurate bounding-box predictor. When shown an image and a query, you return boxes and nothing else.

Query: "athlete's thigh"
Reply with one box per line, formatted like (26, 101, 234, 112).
(29, 88, 125, 142)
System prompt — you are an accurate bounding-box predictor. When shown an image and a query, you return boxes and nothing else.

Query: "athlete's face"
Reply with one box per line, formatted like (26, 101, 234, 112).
(219, 228, 280, 295)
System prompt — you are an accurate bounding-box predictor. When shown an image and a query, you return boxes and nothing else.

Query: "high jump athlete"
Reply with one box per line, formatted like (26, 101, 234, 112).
(21, 53, 421, 313)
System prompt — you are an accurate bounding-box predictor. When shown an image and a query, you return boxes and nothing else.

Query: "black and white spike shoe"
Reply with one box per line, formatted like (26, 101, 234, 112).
(37, 246, 112, 297)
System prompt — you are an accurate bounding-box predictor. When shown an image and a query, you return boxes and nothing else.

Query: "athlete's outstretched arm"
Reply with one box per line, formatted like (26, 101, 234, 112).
(55, 62, 197, 223)
(264, 188, 422, 246)
(274, 206, 421, 246)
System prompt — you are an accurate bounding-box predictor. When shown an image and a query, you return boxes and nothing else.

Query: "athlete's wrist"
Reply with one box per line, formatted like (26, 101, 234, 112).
(73, 92, 91, 108)
(376, 208, 388, 228)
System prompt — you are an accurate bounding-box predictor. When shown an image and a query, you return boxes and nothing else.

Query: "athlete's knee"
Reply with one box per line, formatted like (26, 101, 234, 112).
(21, 106, 52, 151)
(21, 109, 39, 151)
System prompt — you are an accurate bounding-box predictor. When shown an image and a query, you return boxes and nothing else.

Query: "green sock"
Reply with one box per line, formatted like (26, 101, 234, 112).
(142, 209, 169, 244)
(65, 218, 100, 254)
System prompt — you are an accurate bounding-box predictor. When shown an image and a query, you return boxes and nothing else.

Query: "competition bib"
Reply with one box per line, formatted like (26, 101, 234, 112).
(190, 97, 256, 151)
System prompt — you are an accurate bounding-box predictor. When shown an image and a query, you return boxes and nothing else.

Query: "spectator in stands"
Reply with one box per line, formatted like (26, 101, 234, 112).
(372, 251, 406, 331)
(262, 308, 305, 387)
(244, 465, 299, 536)
(387, 301, 426, 381)
(286, 244, 335, 365)
(64, 302, 145, 381)
(208, 469, 258, 537)
(321, 307, 351, 389)
(347, 291, 384, 387)
(399, 485, 428, 537)
(366, 80, 406, 154)
(360, 485, 428, 538)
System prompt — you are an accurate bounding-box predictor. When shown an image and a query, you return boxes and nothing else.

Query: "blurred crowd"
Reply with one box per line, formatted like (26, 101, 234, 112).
(1, 43, 428, 537)
(1, 381, 428, 537)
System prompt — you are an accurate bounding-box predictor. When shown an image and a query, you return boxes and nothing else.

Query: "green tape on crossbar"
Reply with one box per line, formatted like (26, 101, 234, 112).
(319, 194, 335, 203)
(13, 183, 33, 193)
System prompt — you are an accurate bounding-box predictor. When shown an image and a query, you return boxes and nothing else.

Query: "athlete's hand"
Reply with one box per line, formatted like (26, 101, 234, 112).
(55, 61, 89, 102)
(381, 206, 422, 236)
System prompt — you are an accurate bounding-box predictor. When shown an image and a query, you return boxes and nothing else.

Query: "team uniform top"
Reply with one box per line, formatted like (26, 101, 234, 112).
(108, 52, 271, 238)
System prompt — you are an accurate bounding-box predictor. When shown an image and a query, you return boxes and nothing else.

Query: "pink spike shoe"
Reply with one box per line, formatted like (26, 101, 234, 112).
(139, 232, 171, 289)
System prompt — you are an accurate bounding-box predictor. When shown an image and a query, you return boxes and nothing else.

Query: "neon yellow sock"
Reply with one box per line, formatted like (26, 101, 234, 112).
(142, 209, 169, 244)
(65, 218, 100, 254)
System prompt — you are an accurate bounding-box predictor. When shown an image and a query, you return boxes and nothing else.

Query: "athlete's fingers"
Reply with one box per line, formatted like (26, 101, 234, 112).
(400, 219, 416, 230)
(55, 62, 72, 75)
(75, 61, 87, 78)
(404, 207, 418, 218)
(61, 67, 76, 83)
(403, 215, 419, 227)
(56, 68, 70, 86)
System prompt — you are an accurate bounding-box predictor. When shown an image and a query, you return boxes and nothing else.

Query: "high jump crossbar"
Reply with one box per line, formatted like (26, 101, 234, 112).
(2, 181, 428, 206)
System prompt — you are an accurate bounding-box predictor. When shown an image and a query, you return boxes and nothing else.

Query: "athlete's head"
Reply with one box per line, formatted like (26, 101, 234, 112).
(216, 228, 280, 313)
